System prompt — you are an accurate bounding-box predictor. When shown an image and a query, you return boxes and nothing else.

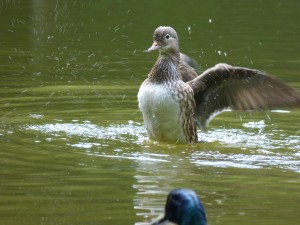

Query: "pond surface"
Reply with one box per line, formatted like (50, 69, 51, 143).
(1, 1, 300, 225)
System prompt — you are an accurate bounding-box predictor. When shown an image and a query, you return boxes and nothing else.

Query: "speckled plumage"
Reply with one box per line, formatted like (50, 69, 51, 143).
(138, 55, 197, 143)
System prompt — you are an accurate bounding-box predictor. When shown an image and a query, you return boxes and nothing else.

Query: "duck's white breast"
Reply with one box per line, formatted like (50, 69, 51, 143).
(137, 82, 187, 143)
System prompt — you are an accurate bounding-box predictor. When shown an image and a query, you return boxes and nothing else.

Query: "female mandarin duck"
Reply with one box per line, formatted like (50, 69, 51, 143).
(151, 189, 207, 225)
(138, 26, 300, 144)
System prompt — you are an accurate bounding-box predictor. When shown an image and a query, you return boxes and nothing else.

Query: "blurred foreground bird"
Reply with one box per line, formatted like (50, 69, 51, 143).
(137, 26, 300, 144)
(151, 189, 207, 225)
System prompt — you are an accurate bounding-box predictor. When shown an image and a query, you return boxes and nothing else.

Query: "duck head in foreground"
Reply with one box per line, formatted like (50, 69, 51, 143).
(151, 189, 207, 225)
(137, 26, 300, 144)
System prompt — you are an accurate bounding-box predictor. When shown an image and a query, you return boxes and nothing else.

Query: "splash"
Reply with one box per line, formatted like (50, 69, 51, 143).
(24, 120, 300, 172)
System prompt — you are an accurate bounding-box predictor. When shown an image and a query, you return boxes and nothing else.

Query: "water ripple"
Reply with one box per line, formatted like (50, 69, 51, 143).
(190, 151, 300, 172)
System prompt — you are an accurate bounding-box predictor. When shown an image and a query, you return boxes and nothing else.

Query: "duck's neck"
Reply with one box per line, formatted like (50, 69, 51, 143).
(148, 51, 181, 83)
(181, 210, 207, 225)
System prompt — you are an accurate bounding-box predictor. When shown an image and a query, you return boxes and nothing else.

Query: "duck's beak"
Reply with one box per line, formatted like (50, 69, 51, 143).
(147, 41, 161, 52)
(150, 215, 173, 225)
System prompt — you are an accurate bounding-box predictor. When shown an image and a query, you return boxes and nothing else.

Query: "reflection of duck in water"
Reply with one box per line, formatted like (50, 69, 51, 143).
(151, 189, 207, 225)
(138, 26, 300, 144)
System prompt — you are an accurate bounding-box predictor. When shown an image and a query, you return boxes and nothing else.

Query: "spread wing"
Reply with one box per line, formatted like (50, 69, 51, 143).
(186, 63, 300, 129)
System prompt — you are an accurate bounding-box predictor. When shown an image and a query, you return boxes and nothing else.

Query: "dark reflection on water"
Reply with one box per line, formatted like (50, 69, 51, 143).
(1, 0, 300, 225)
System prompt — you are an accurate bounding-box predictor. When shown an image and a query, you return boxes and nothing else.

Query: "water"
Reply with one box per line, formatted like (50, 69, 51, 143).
(1, 0, 300, 225)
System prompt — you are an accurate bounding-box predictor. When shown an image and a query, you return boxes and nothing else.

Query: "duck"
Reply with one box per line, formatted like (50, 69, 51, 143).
(137, 26, 300, 144)
(151, 189, 207, 225)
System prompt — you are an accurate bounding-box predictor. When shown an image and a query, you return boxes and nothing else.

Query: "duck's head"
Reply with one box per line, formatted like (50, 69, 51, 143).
(151, 189, 207, 225)
(147, 26, 180, 58)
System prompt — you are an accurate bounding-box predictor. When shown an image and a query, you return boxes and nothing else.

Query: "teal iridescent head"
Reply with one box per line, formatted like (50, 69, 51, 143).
(151, 189, 207, 225)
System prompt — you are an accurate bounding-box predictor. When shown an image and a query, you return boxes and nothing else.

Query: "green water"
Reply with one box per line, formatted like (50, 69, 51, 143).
(1, 1, 300, 225)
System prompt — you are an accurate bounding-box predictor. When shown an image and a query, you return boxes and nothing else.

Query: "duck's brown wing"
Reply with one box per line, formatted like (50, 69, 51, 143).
(187, 63, 300, 129)
(180, 53, 200, 72)
(179, 53, 199, 82)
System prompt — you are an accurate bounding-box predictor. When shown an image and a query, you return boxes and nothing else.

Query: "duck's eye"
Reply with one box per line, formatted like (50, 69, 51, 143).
(165, 34, 170, 40)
